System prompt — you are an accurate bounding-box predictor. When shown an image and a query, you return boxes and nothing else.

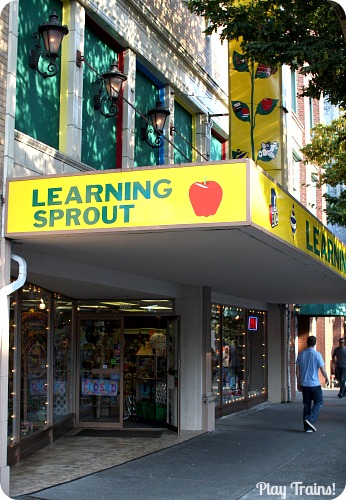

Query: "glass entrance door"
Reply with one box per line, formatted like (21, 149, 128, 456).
(77, 317, 123, 427)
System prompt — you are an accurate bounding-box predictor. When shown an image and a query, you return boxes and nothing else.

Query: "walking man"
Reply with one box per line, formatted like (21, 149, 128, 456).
(331, 337, 346, 398)
(296, 335, 329, 433)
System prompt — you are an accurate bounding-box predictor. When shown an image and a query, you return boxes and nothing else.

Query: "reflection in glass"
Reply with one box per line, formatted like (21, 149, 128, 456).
(222, 306, 245, 405)
(211, 305, 221, 407)
(53, 295, 73, 422)
(21, 287, 49, 436)
(211, 304, 267, 413)
(79, 319, 122, 423)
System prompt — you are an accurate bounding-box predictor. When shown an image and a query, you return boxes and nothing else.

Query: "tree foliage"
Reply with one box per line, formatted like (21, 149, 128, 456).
(301, 113, 346, 226)
(185, 0, 346, 107)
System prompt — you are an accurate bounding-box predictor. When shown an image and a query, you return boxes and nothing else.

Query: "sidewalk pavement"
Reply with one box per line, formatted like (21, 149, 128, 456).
(8, 389, 346, 500)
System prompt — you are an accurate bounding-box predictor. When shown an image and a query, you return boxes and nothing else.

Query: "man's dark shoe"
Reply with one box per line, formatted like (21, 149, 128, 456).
(338, 393, 343, 398)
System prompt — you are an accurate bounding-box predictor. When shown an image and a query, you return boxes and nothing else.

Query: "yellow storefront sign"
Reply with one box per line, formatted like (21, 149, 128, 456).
(5, 162, 248, 235)
(251, 167, 346, 277)
(6, 160, 346, 278)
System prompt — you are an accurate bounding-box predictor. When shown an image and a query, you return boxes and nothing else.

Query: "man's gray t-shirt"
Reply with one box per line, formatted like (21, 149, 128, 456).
(332, 346, 346, 368)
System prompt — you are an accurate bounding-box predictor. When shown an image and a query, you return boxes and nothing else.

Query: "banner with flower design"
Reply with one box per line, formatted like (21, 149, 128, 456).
(229, 40, 282, 183)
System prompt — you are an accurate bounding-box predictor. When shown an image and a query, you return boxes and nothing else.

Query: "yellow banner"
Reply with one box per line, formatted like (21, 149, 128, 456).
(229, 40, 282, 183)
(251, 167, 346, 277)
(6, 163, 248, 235)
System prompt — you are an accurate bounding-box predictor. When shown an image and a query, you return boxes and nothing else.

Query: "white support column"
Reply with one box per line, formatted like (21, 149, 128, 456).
(165, 85, 175, 165)
(3, 0, 17, 180)
(195, 113, 210, 162)
(0, 240, 11, 496)
(63, 0, 85, 160)
(176, 285, 214, 431)
(267, 304, 288, 403)
(122, 49, 136, 169)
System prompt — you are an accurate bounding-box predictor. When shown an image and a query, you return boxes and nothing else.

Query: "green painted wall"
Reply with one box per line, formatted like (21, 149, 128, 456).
(174, 102, 192, 164)
(81, 25, 118, 170)
(16, 0, 63, 148)
(210, 135, 222, 161)
(134, 70, 160, 167)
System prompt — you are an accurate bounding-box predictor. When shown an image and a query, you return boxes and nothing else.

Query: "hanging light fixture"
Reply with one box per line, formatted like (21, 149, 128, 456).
(39, 298, 46, 310)
(293, 304, 301, 315)
(93, 61, 127, 118)
(141, 101, 170, 148)
(29, 11, 69, 79)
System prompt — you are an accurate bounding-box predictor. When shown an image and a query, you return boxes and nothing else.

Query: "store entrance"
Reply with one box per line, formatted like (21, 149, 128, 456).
(76, 314, 179, 430)
(77, 317, 124, 427)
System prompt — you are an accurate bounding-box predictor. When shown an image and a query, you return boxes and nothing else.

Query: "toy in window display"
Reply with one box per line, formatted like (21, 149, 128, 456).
(149, 332, 166, 356)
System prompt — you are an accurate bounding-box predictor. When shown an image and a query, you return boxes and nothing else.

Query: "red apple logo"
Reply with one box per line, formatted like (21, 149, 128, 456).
(189, 180, 223, 216)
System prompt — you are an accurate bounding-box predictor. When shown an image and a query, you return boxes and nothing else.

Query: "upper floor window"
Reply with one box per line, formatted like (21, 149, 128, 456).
(134, 69, 163, 167)
(292, 151, 302, 201)
(291, 69, 297, 114)
(81, 21, 123, 170)
(16, 0, 64, 149)
(173, 102, 193, 164)
(210, 133, 226, 161)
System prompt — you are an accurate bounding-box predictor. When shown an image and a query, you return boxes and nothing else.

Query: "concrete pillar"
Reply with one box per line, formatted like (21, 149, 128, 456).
(122, 48, 136, 169)
(165, 85, 175, 165)
(0, 240, 11, 496)
(267, 304, 288, 403)
(195, 113, 210, 162)
(61, 0, 85, 159)
(1, 3, 18, 491)
(176, 285, 214, 431)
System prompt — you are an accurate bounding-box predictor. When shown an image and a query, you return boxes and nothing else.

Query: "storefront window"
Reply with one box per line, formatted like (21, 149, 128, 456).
(222, 307, 245, 405)
(53, 295, 73, 422)
(21, 287, 49, 436)
(8, 292, 15, 444)
(211, 304, 267, 415)
(211, 305, 221, 407)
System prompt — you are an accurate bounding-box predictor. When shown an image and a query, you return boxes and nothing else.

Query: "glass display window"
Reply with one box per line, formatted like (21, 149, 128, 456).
(222, 306, 246, 406)
(211, 304, 267, 416)
(53, 295, 73, 422)
(21, 288, 49, 436)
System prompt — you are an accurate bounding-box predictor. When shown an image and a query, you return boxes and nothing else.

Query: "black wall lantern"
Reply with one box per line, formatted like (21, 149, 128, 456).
(93, 61, 127, 118)
(29, 11, 69, 79)
(141, 101, 170, 148)
(293, 304, 301, 315)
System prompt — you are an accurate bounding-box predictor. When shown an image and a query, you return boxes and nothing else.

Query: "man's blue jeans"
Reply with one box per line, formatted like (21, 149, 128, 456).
(337, 367, 346, 397)
(301, 385, 323, 428)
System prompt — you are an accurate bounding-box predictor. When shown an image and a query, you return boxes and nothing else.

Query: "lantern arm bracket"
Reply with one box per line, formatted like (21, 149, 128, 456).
(93, 77, 119, 118)
(141, 114, 164, 148)
(29, 32, 59, 79)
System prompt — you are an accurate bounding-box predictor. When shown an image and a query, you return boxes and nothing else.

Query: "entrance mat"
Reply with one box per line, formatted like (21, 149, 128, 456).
(76, 429, 163, 438)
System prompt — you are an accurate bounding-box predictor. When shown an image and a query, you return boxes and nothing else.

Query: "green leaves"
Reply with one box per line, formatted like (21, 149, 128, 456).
(301, 113, 346, 226)
(232, 100, 250, 122)
(257, 98, 278, 115)
(185, 0, 346, 106)
(233, 51, 249, 73)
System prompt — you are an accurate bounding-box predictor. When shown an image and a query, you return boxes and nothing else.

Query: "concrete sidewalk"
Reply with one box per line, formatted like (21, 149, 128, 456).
(10, 389, 346, 500)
